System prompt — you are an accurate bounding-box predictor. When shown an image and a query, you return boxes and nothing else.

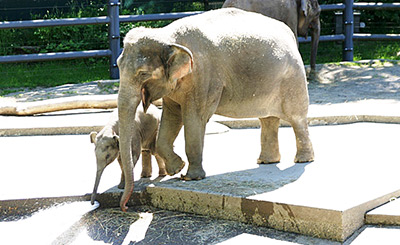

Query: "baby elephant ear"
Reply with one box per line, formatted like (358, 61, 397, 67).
(113, 135, 119, 148)
(167, 44, 194, 83)
(90, 131, 97, 143)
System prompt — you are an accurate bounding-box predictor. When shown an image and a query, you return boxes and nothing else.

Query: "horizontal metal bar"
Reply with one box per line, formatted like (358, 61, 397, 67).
(320, 4, 345, 11)
(119, 11, 203, 23)
(0, 16, 109, 30)
(354, 2, 400, 10)
(0, 50, 111, 63)
(298, 34, 345, 43)
(353, 33, 400, 41)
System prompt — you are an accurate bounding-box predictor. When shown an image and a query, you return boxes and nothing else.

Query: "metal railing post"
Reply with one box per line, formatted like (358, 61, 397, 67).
(108, 0, 120, 79)
(343, 0, 354, 61)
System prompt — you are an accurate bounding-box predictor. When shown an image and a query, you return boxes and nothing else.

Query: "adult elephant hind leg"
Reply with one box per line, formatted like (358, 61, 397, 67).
(156, 98, 185, 176)
(290, 118, 314, 163)
(258, 116, 281, 164)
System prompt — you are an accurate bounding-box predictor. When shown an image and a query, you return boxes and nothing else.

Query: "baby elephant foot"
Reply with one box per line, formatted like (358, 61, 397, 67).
(140, 172, 152, 178)
(158, 168, 167, 177)
(181, 165, 206, 181)
(117, 181, 125, 189)
(165, 156, 185, 176)
(294, 150, 314, 163)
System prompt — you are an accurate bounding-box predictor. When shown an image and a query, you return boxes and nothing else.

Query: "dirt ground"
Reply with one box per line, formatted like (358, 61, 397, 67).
(307, 60, 400, 104)
(2, 59, 400, 105)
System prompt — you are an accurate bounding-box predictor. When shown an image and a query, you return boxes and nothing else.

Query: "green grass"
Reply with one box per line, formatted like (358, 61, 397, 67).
(300, 41, 400, 65)
(0, 58, 109, 95)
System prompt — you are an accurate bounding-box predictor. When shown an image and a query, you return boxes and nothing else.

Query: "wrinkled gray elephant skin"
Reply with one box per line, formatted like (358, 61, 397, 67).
(223, 0, 321, 70)
(117, 8, 314, 211)
(89, 106, 166, 205)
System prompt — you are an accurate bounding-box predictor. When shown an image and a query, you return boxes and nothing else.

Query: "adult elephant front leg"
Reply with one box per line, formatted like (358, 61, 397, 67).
(156, 97, 185, 176)
(181, 110, 207, 180)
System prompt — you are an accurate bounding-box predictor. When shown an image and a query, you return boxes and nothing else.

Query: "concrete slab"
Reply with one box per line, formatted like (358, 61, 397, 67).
(366, 198, 400, 225)
(0, 123, 228, 201)
(146, 123, 400, 242)
(0, 135, 123, 201)
(0, 109, 113, 136)
(349, 226, 400, 245)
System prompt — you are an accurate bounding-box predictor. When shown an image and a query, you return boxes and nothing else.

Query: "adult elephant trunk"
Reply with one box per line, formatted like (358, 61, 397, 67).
(310, 18, 320, 70)
(90, 166, 105, 205)
(118, 84, 141, 212)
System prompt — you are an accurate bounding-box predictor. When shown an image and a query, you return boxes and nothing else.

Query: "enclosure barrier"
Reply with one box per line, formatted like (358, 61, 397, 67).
(0, 0, 399, 78)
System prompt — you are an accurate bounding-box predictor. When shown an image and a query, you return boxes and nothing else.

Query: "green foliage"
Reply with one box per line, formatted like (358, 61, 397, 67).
(0, 1, 108, 55)
(319, 0, 400, 35)
(0, 58, 109, 90)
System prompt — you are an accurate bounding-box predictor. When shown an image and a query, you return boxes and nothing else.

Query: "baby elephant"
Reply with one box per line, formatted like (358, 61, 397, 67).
(89, 105, 166, 205)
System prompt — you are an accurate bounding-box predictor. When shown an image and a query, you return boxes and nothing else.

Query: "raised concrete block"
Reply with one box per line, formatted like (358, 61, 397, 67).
(146, 123, 400, 242)
(366, 197, 400, 225)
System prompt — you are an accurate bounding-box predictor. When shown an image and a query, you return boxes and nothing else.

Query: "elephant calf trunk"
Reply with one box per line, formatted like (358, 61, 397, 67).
(91, 168, 105, 205)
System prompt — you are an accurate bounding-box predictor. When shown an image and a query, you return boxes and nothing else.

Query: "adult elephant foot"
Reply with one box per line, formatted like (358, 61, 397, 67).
(165, 155, 185, 176)
(180, 165, 206, 180)
(257, 157, 280, 164)
(294, 150, 314, 163)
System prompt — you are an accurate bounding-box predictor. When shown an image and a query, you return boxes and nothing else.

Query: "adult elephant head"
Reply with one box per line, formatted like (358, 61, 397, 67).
(222, 0, 321, 69)
(117, 33, 193, 211)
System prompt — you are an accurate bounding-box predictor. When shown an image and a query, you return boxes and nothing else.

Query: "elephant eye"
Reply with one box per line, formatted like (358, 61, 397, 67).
(106, 154, 110, 159)
(137, 70, 151, 80)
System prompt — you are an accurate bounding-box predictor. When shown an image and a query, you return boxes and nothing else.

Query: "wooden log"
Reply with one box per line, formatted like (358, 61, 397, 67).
(0, 95, 117, 116)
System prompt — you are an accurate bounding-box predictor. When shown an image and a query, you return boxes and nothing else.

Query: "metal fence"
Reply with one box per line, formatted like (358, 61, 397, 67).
(0, 0, 399, 79)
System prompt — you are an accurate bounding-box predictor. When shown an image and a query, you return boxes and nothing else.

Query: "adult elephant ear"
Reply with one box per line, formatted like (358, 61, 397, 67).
(167, 44, 194, 84)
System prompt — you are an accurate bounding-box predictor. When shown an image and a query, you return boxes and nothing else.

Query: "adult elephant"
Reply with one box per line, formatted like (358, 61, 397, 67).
(117, 8, 314, 211)
(223, 0, 321, 70)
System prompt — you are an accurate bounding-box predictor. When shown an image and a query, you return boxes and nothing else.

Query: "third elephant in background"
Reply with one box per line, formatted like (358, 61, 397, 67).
(223, 0, 321, 70)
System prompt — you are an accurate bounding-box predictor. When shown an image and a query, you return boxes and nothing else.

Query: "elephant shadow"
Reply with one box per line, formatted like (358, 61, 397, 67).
(153, 162, 311, 198)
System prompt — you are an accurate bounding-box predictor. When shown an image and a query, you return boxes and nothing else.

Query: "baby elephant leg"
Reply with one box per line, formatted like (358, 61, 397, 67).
(141, 150, 152, 178)
(117, 155, 125, 189)
(258, 116, 281, 164)
(155, 154, 167, 177)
